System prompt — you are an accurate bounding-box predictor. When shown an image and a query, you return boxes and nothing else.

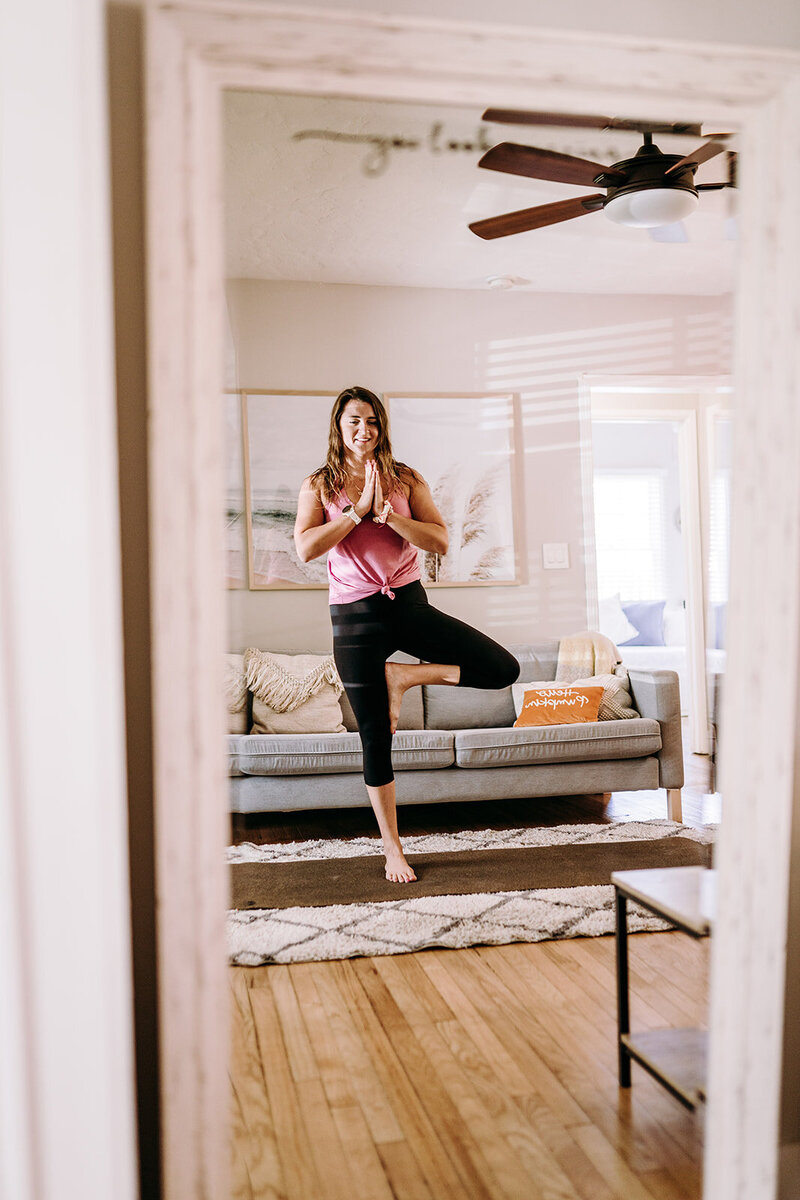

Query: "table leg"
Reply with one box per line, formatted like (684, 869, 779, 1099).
(615, 888, 631, 1087)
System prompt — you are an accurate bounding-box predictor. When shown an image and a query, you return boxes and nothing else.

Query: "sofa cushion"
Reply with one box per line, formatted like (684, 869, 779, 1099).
(228, 734, 244, 777)
(423, 684, 516, 730)
(233, 729, 455, 776)
(454, 718, 662, 768)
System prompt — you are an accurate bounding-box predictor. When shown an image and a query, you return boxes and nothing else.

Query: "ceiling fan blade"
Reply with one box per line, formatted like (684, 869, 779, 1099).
(478, 142, 621, 187)
(481, 109, 703, 136)
(665, 140, 727, 174)
(469, 194, 605, 240)
(696, 151, 737, 190)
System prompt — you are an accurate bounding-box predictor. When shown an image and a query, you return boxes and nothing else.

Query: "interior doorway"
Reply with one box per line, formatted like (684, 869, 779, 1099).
(583, 378, 732, 755)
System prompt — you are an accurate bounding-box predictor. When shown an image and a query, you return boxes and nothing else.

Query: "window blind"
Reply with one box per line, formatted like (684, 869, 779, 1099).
(593, 470, 666, 601)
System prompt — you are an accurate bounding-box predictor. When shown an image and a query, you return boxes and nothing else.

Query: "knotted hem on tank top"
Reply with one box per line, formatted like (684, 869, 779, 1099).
(322, 487, 421, 605)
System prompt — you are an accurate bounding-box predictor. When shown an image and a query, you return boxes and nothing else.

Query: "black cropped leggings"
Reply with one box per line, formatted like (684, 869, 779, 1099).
(331, 580, 519, 788)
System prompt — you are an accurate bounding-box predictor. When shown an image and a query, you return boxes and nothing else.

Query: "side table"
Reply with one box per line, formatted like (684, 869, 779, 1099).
(612, 865, 716, 1110)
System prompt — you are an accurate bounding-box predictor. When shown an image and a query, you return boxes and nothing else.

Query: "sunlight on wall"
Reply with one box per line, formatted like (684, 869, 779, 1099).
(475, 311, 732, 635)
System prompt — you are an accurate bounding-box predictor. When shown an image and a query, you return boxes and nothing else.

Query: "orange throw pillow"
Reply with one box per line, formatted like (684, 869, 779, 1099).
(513, 685, 603, 727)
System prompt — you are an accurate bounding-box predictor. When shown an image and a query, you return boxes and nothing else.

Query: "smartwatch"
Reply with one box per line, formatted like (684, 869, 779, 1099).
(342, 504, 361, 525)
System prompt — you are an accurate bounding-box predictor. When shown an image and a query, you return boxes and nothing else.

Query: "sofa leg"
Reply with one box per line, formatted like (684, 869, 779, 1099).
(666, 789, 683, 823)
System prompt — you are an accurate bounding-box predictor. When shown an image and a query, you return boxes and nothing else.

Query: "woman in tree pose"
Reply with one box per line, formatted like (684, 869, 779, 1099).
(294, 386, 519, 883)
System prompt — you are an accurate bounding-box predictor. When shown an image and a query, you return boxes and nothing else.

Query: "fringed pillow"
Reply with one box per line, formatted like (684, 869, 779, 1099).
(225, 653, 249, 734)
(244, 649, 345, 734)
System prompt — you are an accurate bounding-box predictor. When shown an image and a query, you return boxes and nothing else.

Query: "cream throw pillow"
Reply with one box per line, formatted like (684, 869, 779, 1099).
(244, 649, 345, 734)
(225, 653, 248, 734)
(571, 669, 639, 720)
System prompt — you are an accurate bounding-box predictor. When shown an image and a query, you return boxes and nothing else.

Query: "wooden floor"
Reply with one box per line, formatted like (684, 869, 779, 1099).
(230, 733, 716, 1199)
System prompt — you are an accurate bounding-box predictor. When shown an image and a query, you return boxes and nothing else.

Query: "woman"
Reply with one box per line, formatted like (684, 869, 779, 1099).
(294, 386, 519, 883)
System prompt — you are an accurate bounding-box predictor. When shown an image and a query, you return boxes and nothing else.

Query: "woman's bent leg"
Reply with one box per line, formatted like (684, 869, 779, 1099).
(394, 585, 519, 691)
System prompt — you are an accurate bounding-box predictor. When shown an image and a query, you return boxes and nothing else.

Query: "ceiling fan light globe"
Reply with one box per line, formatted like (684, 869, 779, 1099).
(604, 187, 699, 229)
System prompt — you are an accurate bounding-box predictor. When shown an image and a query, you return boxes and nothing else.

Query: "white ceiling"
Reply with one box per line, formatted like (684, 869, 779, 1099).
(223, 90, 737, 296)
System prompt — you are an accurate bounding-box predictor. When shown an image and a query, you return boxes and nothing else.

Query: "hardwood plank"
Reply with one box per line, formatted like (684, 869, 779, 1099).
(433, 949, 592, 1128)
(287, 964, 357, 1109)
(334, 958, 487, 1199)
(376, 1140, 436, 1200)
(416, 953, 540, 1097)
(572, 1123, 675, 1200)
(430, 1005, 626, 1200)
(374, 952, 455, 1025)
(308, 961, 405, 1145)
(329, 1106, 397, 1200)
(347, 958, 501, 1200)
(293, 1078, 357, 1200)
(269, 965, 319, 1084)
(249, 987, 323, 1200)
(472, 946, 668, 1175)
(534, 941, 704, 1167)
(228, 974, 285, 1199)
(412, 1019, 578, 1200)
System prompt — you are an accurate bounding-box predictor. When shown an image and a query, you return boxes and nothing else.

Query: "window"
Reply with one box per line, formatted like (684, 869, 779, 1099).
(593, 470, 666, 600)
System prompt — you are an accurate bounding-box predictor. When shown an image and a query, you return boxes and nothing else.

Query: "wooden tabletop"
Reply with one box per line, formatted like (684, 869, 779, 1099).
(611, 865, 716, 935)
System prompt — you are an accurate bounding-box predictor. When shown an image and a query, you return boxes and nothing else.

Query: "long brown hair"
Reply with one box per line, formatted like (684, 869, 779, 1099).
(309, 386, 419, 502)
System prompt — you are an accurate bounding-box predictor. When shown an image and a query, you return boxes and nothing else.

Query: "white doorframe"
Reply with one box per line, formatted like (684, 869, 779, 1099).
(584, 381, 727, 754)
(144, 7, 800, 1198)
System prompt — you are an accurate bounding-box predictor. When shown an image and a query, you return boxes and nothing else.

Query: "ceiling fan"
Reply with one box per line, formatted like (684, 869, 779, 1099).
(468, 109, 737, 240)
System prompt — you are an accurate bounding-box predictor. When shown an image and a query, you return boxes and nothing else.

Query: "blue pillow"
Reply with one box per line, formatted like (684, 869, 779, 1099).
(620, 600, 666, 646)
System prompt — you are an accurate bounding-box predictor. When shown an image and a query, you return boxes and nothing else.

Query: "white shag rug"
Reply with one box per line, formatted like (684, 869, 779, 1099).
(228, 820, 715, 966)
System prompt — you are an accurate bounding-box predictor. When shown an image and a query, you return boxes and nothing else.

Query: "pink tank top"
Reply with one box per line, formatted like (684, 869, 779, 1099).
(322, 488, 421, 604)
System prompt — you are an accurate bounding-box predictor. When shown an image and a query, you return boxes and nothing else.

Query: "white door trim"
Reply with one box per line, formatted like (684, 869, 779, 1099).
(144, 6, 800, 1197)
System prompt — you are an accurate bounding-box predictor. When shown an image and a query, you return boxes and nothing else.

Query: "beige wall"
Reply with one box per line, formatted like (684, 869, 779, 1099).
(226, 278, 732, 652)
(296, 0, 800, 51)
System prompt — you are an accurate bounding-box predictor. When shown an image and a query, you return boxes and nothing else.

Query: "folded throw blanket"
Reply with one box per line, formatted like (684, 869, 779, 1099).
(556, 631, 621, 684)
(244, 649, 343, 713)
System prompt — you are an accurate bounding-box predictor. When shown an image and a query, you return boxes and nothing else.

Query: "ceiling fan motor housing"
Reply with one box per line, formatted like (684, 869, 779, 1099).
(597, 142, 699, 227)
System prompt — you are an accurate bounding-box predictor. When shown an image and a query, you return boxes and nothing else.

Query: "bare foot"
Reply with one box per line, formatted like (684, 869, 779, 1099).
(385, 661, 416, 734)
(384, 847, 417, 883)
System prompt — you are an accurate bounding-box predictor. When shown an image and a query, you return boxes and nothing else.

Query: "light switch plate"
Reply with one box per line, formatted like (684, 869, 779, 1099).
(542, 542, 569, 569)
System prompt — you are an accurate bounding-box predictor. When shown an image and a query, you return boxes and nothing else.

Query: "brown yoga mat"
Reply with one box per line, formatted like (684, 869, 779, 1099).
(230, 835, 712, 910)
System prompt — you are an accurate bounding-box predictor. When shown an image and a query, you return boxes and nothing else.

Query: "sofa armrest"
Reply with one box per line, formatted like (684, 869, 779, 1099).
(626, 669, 684, 789)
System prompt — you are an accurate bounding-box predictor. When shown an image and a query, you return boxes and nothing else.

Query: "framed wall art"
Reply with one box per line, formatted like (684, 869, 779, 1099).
(243, 389, 336, 589)
(385, 392, 521, 586)
(224, 391, 247, 588)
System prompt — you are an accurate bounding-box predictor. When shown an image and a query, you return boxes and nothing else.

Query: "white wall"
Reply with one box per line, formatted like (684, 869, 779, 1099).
(295, 0, 800, 52)
(227, 277, 731, 651)
(0, 3, 137, 1199)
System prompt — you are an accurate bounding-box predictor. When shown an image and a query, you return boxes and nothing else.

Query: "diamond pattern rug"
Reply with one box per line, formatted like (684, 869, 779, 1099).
(227, 820, 715, 966)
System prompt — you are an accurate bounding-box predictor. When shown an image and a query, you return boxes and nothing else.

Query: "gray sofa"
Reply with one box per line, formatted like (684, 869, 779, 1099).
(228, 640, 685, 821)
